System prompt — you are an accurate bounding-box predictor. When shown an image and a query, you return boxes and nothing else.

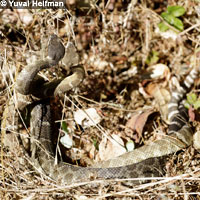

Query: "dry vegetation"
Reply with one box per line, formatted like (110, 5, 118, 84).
(1, 0, 200, 199)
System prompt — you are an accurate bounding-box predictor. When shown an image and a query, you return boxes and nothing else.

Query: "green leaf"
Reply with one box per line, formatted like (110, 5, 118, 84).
(187, 93, 197, 105)
(161, 12, 184, 31)
(92, 138, 99, 150)
(146, 50, 159, 65)
(158, 22, 169, 32)
(193, 100, 200, 110)
(61, 121, 69, 133)
(167, 6, 185, 17)
(184, 101, 190, 109)
(161, 12, 176, 25)
(172, 17, 184, 31)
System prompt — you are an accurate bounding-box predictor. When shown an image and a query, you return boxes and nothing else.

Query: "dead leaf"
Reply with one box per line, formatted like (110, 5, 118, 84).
(149, 64, 170, 80)
(74, 108, 101, 128)
(60, 132, 73, 149)
(144, 83, 170, 122)
(125, 109, 155, 142)
(95, 134, 126, 162)
(16, 10, 33, 26)
(189, 106, 195, 121)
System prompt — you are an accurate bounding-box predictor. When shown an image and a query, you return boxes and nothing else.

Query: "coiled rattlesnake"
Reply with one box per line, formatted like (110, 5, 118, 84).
(2, 34, 197, 185)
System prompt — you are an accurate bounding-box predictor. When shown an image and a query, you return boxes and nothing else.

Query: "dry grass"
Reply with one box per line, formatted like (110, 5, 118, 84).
(1, 1, 200, 199)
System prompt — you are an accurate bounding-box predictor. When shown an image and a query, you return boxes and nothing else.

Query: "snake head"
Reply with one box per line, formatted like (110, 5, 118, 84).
(48, 34, 65, 64)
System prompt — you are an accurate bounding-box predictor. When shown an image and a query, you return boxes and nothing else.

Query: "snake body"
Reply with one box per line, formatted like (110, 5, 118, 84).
(3, 35, 198, 184)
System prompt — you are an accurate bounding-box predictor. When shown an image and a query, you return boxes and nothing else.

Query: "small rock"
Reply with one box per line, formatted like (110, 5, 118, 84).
(193, 131, 200, 150)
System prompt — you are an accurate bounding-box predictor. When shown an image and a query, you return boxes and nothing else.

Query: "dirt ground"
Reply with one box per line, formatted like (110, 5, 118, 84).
(1, 1, 200, 199)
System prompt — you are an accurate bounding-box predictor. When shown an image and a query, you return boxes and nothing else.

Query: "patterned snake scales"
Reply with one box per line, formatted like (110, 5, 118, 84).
(3, 34, 198, 185)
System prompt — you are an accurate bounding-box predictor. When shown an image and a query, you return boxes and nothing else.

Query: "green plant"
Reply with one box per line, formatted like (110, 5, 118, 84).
(146, 50, 159, 65)
(184, 93, 200, 110)
(158, 6, 186, 32)
(61, 121, 69, 133)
